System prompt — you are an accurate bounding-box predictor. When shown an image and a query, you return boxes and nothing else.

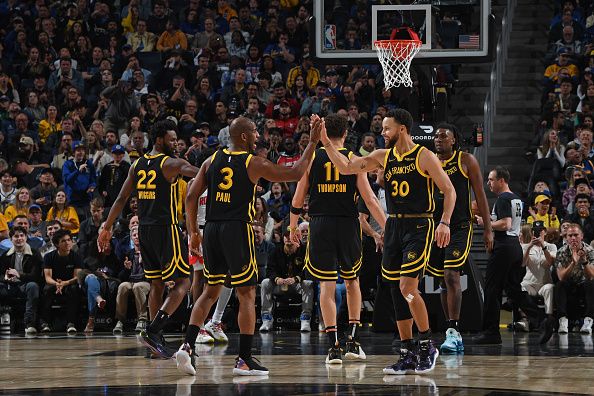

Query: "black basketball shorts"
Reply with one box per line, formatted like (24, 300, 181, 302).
(427, 221, 473, 277)
(202, 221, 257, 286)
(139, 224, 191, 281)
(305, 216, 362, 281)
(381, 216, 434, 282)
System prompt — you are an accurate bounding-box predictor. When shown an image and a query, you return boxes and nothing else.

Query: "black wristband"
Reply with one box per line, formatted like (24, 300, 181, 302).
(290, 205, 303, 215)
(439, 221, 450, 227)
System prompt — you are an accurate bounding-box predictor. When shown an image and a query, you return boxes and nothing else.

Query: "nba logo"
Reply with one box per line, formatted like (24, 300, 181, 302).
(324, 25, 336, 50)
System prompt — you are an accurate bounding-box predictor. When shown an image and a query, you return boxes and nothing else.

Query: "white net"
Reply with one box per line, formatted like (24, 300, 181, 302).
(374, 40, 422, 88)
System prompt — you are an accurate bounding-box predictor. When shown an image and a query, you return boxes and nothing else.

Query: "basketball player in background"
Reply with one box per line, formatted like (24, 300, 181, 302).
(98, 120, 198, 357)
(289, 113, 386, 365)
(427, 124, 493, 353)
(320, 109, 456, 374)
(174, 116, 321, 376)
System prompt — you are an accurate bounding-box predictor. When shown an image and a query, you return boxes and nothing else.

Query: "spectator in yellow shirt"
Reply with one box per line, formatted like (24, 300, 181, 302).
(4, 187, 32, 222)
(46, 190, 80, 235)
(156, 19, 188, 52)
(527, 194, 561, 230)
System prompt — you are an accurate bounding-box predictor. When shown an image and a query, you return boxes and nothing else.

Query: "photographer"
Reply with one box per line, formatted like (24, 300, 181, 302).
(520, 222, 556, 332)
(554, 223, 594, 335)
(299, 81, 334, 117)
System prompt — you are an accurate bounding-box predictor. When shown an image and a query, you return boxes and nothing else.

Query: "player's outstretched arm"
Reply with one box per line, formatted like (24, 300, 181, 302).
(356, 173, 386, 230)
(249, 116, 321, 182)
(165, 157, 200, 179)
(464, 152, 494, 252)
(421, 148, 456, 248)
(289, 172, 310, 244)
(321, 121, 385, 174)
(98, 164, 136, 251)
(186, 159, 209, 249)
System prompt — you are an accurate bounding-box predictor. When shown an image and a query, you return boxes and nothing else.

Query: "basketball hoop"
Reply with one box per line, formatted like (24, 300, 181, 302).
(374, 28, 422, 88)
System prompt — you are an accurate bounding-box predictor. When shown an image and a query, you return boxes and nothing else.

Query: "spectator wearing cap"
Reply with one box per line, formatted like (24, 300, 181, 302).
(62, 141, 96, 218)
(266, 82, 299, 119)
(156, 18, 188, 52)
(568, 193, 594, 243)
(217, 111, 239, 147)
(287, 54, 320, 91)
(16, 135, 40, 165)
(101, 78, 140, 136)
(97, 144, 131, 208)
(48, 57, 84, 96)
(28, 204, 46, 238)
(544, 49, 579, 90)
(274, 100, 299, 138)
(126, 19, 157, 52)
(0, 95, 11, 121)
(300, 81, 335, 117)
(527, 194, 561, 230)
(29, 168, 57, 216)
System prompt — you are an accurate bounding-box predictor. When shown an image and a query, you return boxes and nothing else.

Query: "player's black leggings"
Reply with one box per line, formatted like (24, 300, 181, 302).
(482, 237, 528, 333)
(390, 283, 413, 321)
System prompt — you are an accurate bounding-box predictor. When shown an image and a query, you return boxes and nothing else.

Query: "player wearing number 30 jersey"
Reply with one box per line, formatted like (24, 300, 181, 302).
(319, 109, 456, 375)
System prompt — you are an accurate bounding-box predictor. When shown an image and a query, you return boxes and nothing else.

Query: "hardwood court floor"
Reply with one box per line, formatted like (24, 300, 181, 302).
(1, 330, 594, 395)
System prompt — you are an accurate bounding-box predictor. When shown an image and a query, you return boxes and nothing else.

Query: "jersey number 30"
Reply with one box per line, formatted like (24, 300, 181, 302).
(390, 180, 410, 197)
(218, 167, 234, 190)
(137, 170, 157, 190)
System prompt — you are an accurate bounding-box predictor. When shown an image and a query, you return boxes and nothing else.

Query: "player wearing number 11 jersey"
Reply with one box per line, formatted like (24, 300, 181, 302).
(174, 116, 321, 377)
(289, 114, 386, 365)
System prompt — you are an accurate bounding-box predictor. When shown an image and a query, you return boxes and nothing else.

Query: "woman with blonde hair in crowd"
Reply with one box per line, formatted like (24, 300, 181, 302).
(4, 187, 31, 222)
(46, 190, 80, 235)
(537, 129, 565, 167)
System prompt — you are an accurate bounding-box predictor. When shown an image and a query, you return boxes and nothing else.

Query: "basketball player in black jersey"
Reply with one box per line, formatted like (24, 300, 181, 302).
(98, 120, 198, 357)
(174, 116, 321, 376)
(289, 114, 387, 365)
(320, 109, 456, 374)
(427, 123, 493, 354)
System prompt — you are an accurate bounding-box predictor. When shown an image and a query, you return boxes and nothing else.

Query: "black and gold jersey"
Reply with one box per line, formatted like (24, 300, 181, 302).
(383, 144, 435, 215)
(308, 148, 358, 217)
(134, 153, 179, 226)
(433, 150, 472, 225)
(206, 148, 256, 223)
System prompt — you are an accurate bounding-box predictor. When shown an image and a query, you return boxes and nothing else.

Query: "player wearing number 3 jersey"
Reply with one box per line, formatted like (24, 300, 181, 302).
(174, 116, 321, 377)
(320, 109, 456, 375)
(98, 120, 199, 359)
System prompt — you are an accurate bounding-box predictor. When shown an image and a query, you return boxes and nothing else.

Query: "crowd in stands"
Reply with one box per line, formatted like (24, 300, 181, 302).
(520, 0, 594, 336)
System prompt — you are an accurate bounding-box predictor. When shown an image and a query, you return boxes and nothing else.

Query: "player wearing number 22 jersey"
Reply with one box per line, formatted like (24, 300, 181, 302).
(176, 116, 321, 377)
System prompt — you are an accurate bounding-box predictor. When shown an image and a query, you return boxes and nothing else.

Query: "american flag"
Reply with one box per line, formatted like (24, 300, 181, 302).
(459, 35, 480, 49)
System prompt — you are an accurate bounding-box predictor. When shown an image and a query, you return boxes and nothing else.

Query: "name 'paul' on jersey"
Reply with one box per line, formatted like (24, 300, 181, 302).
(434, 150, 472, 225)
(206, 148, 256, 223)
(308, 147, 358, 217)
(134, 153, 180, 226)
(383, 144, 435, 215)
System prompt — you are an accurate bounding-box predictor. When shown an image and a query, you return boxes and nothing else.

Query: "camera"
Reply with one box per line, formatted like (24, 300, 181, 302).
(532, 220, 545, 238)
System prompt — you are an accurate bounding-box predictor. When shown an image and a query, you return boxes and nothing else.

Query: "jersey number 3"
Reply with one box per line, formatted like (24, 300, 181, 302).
(218, 167, 234, 190)
(137, 170, 157, 190)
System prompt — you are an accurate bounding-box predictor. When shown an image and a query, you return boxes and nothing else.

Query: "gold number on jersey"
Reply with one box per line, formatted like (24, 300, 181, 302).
(218, 167, 234, 190)
(137, 170, 157, 190)
(324, 162, 340, 182)
(390, 180, 410, 197)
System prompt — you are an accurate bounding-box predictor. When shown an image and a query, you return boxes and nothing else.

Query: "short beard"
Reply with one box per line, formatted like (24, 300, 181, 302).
(163, 145, 175, 157)
(385, 134, 398, 149)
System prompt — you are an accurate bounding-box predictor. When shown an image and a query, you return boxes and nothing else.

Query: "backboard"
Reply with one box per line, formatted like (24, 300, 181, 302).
(312, 0, 494, 64)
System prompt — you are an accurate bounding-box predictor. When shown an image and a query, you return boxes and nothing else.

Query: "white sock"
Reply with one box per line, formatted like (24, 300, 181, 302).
(211, 286, 233, 323)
